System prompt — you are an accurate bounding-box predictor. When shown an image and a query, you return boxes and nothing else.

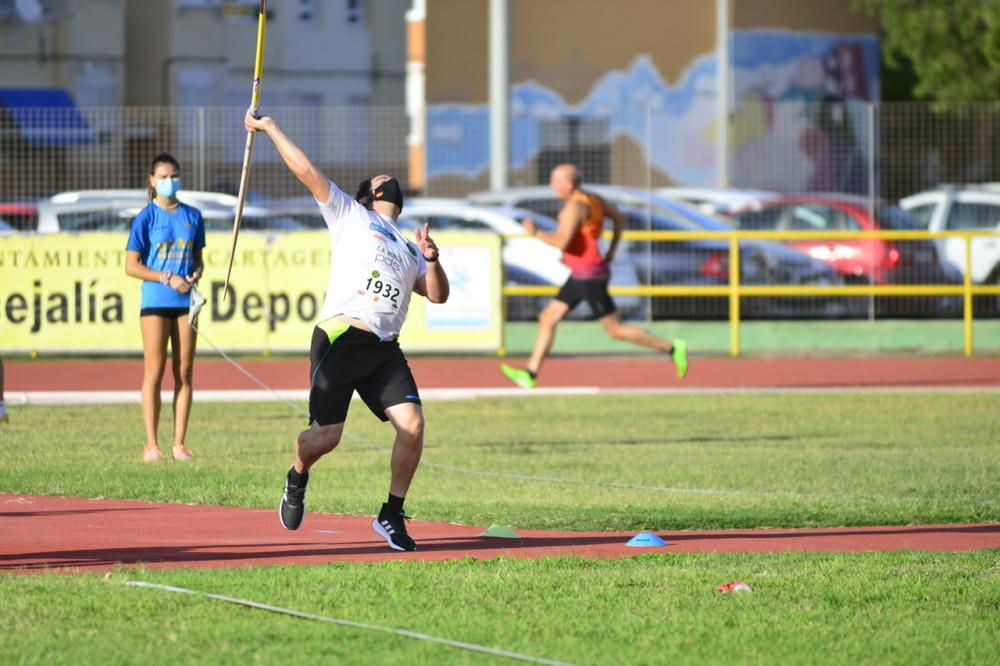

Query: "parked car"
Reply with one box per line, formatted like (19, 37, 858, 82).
(36, 190, 295, 233)
(398, 199, 643, 320)
(728, 194, 962, 316)
(617, 204, 846, 318)
(900, 186, 1000, 313)
(469, 186, 845, 319)
(0, 202, 38, 231)
(655, 187, 777, 215)
(256, 196, 329, 229)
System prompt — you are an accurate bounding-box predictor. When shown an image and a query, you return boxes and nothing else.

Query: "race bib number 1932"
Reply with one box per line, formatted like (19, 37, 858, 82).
(359, 270, 402, 312)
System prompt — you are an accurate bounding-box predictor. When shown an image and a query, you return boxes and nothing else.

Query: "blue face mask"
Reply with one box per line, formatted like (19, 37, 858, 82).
(155, 177, 181, 199)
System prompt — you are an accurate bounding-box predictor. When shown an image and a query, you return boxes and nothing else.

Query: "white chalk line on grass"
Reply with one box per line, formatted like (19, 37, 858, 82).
(124, 581, 573, 666)
(352, 439, 996, 506)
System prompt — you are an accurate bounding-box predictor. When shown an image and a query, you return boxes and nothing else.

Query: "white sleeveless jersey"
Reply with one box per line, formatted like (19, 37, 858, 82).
(315, 182, 427, 340)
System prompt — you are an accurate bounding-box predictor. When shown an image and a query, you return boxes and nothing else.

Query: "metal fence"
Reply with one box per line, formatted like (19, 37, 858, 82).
(0, 106, 409, 202)
(503, 229, 1000, 357)
(2, 102, 999, 329)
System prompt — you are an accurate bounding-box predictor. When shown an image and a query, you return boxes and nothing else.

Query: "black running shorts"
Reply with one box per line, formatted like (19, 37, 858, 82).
(308, 319, 421, 426)
(140, 307, 189, 319)
(554, 277, 617, 318)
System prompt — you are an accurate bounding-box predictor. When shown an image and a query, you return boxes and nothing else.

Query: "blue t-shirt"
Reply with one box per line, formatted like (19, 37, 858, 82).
(126, 202, 206, 309)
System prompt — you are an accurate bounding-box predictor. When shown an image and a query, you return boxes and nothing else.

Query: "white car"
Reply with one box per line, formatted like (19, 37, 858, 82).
(470, 184, 761, 225)
(655, 187, 778, 215)
(36, 190, 288, 233)
(899, 187, 1000, 289)
(399, 198, 642, 318)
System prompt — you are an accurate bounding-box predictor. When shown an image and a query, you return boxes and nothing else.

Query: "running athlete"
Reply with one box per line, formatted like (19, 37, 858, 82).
(501, 164, 687, 388)
(244, 110, 449, 552)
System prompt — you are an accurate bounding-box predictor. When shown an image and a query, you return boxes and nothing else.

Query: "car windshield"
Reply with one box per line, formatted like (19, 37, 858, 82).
(620, 205, 731, 233)
(876, 205, 922, 230)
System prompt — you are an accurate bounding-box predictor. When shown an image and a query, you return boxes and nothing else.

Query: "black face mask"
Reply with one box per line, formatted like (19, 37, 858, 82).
(371, 178, 404, 210)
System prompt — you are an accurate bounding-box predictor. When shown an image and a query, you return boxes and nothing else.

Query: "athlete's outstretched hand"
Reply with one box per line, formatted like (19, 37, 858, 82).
(521, 217, 538, 236)
(414, 223, 440, 262)
(244, 108, 274, 133)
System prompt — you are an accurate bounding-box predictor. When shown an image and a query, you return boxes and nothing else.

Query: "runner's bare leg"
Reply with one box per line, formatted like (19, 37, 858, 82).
(527, 299, 571, 375)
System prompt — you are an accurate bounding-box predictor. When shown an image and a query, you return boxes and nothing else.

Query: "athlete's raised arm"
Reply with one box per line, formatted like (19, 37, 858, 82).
(244, 110, 330, 203)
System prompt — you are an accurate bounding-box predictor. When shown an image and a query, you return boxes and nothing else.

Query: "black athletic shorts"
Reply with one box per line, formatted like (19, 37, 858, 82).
(554, 277, 617, 318)
(308, 319, 421, 426)
(140, 307, 189, 319)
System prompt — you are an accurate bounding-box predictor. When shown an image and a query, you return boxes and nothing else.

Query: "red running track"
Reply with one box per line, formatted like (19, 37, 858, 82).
(7, 356, 1000, 391)
(2, 495, 998, 574)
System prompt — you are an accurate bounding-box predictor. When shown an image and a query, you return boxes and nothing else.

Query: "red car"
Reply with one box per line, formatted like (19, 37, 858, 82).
(728, 194, 960, 315)
(0, 202, 37, 231)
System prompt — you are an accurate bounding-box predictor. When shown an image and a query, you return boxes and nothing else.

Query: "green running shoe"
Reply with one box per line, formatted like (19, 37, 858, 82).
(671, 339, 688, 379)
(500, 364, 537, 389)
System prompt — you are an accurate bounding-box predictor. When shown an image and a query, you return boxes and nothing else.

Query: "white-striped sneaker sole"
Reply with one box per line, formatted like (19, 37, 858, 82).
(371, 517, 410, 551)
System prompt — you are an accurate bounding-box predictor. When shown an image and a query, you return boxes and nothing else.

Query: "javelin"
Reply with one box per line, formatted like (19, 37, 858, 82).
(223, 0, 267, 301)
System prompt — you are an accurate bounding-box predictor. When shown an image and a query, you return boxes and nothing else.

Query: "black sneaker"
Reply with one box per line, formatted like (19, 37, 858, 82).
(371, 504, 416, 551)
(279, 466, 309, 530)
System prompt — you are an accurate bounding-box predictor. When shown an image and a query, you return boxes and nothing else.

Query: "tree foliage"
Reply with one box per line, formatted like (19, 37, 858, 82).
(855, 0, 1000, 101)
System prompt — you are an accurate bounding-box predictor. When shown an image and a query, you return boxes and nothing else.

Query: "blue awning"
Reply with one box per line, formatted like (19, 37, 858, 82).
(0, 88, 94, 146)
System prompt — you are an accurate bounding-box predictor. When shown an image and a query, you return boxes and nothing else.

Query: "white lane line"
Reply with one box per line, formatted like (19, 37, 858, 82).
(9, 384, 1000, 405)
(124, 581, 574, 666)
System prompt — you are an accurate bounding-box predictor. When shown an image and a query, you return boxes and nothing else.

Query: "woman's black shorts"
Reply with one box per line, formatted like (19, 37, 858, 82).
(140, 307, 189, 319)
(308, 320, 421, 426)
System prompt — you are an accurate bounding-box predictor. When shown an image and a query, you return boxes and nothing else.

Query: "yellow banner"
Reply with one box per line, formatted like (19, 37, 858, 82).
(0, 231, 502, 354)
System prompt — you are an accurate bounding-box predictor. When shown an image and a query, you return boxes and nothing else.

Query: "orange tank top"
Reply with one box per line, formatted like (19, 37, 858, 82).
(562, 191, 609, 279)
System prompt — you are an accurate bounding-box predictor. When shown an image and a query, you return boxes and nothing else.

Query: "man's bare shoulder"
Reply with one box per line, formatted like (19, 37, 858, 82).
(560, 195, 589, 220)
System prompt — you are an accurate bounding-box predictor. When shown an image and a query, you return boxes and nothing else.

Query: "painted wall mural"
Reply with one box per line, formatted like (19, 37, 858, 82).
(425, 29, 879, 194)
(731, 29, 879, 194)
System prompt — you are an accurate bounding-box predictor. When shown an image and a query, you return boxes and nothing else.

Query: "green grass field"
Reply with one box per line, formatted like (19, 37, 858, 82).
(1, 393, 998, 664)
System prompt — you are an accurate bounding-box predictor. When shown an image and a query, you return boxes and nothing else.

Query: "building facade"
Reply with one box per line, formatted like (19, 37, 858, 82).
(0, 0, 407, 109)
(0, 0, 126, 107)
(415, 0, 879, 194)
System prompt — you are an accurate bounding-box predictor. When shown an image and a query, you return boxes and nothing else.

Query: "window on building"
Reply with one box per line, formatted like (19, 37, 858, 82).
(346, 0, 363, 25)
(74, 63, 118, 108)
(177, 0, 222, 8)
(297, 0, 316, 21)
(176, 68, 218, 107)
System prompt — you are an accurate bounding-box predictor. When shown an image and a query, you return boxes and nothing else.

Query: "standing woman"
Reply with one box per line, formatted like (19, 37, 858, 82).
(125, 152, 205, 462)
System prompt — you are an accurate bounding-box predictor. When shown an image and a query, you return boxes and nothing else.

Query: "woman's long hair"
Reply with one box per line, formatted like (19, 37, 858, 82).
(148, 152, 181, 202)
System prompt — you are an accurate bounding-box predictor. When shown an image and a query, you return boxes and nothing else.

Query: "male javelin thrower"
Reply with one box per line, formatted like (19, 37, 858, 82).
(244, 110, 449, 551)
(502, 164, 687, 388)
